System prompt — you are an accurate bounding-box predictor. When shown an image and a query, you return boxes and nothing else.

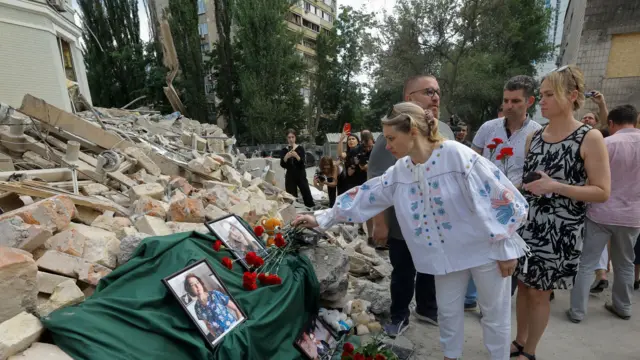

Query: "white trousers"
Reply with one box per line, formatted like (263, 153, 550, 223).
(435, 261, 511, 360)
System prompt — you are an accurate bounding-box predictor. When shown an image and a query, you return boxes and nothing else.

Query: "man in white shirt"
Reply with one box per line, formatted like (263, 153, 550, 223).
(469, 75, 541, 305)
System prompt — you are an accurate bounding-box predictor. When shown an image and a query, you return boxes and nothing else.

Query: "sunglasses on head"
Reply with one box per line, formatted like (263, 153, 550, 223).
(552, 65, 579, 90)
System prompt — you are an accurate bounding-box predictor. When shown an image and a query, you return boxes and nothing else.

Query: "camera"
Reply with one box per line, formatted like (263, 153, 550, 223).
(585, 91, 596, 98)
(314, 169, 333, 183)
(354, 151, 370, 166)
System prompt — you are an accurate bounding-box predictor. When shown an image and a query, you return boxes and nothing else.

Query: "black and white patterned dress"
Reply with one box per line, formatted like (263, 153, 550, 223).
(515, 124, 591, 290)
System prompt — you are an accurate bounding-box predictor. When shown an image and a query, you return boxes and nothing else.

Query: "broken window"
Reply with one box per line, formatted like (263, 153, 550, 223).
(57, 37, 77, 82)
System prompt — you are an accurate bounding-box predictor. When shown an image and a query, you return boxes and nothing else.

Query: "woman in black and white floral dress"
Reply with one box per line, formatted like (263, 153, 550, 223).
(510, 65, 611, 360)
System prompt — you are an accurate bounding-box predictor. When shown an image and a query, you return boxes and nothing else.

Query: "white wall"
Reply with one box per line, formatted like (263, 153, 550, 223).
(0, 0, 89, 111)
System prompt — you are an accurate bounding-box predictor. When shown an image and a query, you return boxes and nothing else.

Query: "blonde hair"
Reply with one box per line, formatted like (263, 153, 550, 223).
(542, 65, 586, 111)
(381, 102, 443, 143)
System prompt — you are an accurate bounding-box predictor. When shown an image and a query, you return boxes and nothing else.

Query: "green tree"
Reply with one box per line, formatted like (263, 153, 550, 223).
(310, 6, 375, 140)
(166, 0, 208, 122)
(232, 0, 306, 144)
(367, 0, 553, 129)
(78, 0, 146, 107)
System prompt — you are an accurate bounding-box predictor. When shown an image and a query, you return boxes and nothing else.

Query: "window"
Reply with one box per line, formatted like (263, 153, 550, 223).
(286, 11, 302, 25)
(303, 19, 320, 32)
(200, 42, 210, 53)
(606, 33, 640, 78)
(302, 37, 317, 50)
(322, 11, 333, 22)
(198, 23, 208, 36)
(197, 0, 206, 14)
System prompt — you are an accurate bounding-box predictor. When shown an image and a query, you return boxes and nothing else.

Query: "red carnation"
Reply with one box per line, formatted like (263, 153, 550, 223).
(486, 143, 497, 150)
(496, 154, 504, 161)
(343, 343, 354, 353)
(374, 355, 387, 360)
(274, 235, 286, 248)
(499, 146, 514, 157)
(269, 274, 282, 285)
(245, 251, 258, 266)
(255, 256, 264, 267)
(243, 281, 257, 291)
(258, 273, 267, 284)
(253, 225, 264, 237)
(213, 240, 222, 252)
(492, 137, 504, 145)
(221, 257, 233, 269)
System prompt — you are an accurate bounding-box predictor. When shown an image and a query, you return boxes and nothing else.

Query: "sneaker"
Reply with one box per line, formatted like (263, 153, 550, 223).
(414, 311, 438, 325)
(383, 318, 409, 338)
(464, 302, 478, 311)
(565, 309, 581, 324)
(590, 279, 608, 294)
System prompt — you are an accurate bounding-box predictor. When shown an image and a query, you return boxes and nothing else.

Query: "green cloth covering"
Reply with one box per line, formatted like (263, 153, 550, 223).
(41, 231, 320, 360)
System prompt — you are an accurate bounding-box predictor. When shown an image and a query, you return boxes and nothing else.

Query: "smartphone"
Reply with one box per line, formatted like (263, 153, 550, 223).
(585, 91, 595, 98)
(343, 123, 351, 135)
(522, 172, 542, 184)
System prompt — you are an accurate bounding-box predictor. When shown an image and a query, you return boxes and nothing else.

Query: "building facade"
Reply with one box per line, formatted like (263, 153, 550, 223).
(0, 0, 91, 112)
(558, 0, 640, 118)
(531, 0, 570, 124)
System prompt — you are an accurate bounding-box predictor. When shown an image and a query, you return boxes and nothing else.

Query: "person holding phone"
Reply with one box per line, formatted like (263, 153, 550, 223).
(280, 129, 315, 208)
(337, 130, 361, 195)
(314, 156, 338, 207)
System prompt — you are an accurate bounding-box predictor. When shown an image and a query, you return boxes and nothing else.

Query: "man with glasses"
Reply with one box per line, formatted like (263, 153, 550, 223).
(368, 75, 454, 337)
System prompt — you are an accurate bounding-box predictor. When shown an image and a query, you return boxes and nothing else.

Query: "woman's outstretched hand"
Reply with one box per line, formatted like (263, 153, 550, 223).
(292, 214, 318, 228)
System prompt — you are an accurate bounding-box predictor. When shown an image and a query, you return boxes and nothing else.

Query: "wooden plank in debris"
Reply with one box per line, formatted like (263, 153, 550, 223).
(20, 95, 129, 151)
(0, 168, 72, 182)
(0, 182, 130, 216)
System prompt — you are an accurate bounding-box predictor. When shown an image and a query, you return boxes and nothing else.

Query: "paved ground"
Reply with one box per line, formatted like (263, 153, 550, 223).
(398, 278, 639, 359)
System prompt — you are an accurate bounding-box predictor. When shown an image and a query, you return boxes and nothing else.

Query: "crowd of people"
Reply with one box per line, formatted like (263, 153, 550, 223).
(291, 65, 640, 360)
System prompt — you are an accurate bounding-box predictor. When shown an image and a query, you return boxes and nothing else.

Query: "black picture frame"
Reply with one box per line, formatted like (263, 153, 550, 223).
(294, 317, 339, 360)
(162, 259, 247, 349)
(205, 214, 267, 269)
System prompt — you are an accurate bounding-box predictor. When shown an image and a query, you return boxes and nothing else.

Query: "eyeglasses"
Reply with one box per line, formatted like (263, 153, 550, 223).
(552, 65, 579, 90)
(409, 87, 441, 98)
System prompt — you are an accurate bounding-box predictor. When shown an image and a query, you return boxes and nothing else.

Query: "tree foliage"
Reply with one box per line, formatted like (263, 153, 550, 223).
(228, 0, 306, 144)
(311, 6, 376, 141)
(166, 0, 208, 122)
(78, 0, 146, 107)
(367, 0, 554, 130)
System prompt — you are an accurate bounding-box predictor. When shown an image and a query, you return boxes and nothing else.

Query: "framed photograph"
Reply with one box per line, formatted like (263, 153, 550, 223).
(205, 214, 267, 268)
(163, 259, 247, 348)
(294, 318, 338, 360)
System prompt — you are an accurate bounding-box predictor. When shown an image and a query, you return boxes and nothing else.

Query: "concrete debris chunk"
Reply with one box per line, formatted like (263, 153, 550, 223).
(0, 217, 52, 252)
(44, 228, 86, 257)
(0, 195, 77, 233)
(36, 271, 76, 295)
(66, 223, 120, 269)
(36, 279, 84, 317)
(81, 183, 110, 196)
(123, 147, 161, 176)
(132, 197, 168, 219)
(7, 342, 73, 360)
(0, 312, 44, 360)
(0, 248, 38, 324)
(128, 183, 164, 202)
(134, 215, 171, 236)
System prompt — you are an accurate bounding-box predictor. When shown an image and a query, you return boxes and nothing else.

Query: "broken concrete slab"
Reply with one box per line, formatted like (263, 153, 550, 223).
(36, 271, 76, 295)
(165, 222, 208, 234)
(0, 248, 38, 324)
(35, 250, 111, 286)
(204, 204, 228, 221)
(300, 245, 349, 303)
(81, 183, 110, 196)
(221, 164, 242, 186)
(0, 195, 76, 233)
(128, 183, 165, 202)
(132, 196, 168, 219)
(117, 232, 151, 265)
(90, 215, 132, 234)
(0, 217, 52, 252)
(44, 228, 86, 257)
(0, 312, 44, 360)
(22, 151, 56, 169)
(66, 223, 120, 269)
(123, 147, 162, 176)
(169, 176, 193, 195)
(134, 215, 171, 236)
(7, 342, 73, 360)
(167, 197, 205, 223)
(37, 279, 84, 317)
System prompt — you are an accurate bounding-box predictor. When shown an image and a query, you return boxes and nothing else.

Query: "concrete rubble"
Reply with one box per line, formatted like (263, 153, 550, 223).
(0, 96, 398, 357)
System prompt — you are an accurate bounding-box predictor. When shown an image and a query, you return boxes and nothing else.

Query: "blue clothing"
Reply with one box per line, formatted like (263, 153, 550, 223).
(465, 279, 477, 305)
(194, 290, 238, 337)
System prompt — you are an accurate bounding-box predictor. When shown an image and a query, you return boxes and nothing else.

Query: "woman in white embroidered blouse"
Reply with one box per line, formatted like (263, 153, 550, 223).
(294, 102, 530, 360)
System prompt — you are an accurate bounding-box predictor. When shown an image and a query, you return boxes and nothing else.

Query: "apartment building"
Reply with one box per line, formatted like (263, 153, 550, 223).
(0, 0, 91, 112)
(558, 0, 640, 117)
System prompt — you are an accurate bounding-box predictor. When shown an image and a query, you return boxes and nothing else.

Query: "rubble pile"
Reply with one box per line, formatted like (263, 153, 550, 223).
(0, 96, 301, 359)
(0, 95, 394, 359)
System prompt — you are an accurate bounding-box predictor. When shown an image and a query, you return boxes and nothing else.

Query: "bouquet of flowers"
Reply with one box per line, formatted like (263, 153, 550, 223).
(213, 224, 310, 291)
(487, 137, 514, 179)
(339, 334, 399, 360)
